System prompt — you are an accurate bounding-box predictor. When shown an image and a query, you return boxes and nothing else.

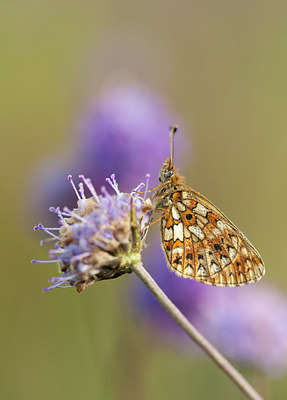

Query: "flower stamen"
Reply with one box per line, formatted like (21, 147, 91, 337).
(106, 174, 120, 195)
(68, 175, 81, 201)
(79, 174, 100, 203)
(78, 182, 86, 199)
(34, 224, 60, 240)
(49, 207, 68, 221)
(133, 182, 145, 194)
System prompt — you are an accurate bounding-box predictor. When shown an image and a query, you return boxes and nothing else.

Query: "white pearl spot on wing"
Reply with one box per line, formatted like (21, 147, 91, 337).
(183, 199, 192, 206)
(230, 235, 238, 248)
(188, 225, 205, 240)
(185, 265, 194, 276)
(221, 256, 231, 266)
(197, 215, 208, 225)
(212, 228, 222, 237)
(182, 192, 192, 200)
(193, 203, 209, 217)
(173, 222, 184, 241)
(173, 246, 183, 255)
(197, 265, 208, 276)
(177, 202, 186, 212)
(172, 205, 181, 220)
(228, 246, 237, 260)
(184, 226, 191, 238)
(241, 247, 248, 257)
(164, 227, 173, 241)
(247, 268, 255, 281)
(210, 261, 221, 274)
(217, 220, 225, 232)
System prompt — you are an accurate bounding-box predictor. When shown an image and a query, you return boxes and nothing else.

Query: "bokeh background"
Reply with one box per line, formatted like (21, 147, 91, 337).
(1, 1, 287, 399)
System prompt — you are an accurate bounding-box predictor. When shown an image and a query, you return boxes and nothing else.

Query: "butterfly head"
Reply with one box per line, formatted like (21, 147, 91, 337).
(158, 157, 176, 182)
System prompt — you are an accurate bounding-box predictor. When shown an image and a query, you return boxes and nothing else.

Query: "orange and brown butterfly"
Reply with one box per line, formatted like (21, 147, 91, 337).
(151, 126, 265, 287)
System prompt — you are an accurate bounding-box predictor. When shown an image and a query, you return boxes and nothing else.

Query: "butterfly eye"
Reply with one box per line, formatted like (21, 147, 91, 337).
(164, 170, 174, 180)
(159, 169, 174, 182)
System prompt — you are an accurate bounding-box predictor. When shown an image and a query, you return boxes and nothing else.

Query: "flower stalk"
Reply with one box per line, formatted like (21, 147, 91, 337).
(131, 261, 263, 400)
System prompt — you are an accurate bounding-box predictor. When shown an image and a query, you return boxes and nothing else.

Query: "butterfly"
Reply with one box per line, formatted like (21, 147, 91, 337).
(151, 126, 265, 286)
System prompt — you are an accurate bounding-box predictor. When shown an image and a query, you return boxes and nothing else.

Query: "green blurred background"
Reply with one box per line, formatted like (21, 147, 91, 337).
(1, 1, 287, 399)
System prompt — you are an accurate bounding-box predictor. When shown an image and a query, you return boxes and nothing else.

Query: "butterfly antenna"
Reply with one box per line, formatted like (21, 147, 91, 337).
(169, 125, 178, 167)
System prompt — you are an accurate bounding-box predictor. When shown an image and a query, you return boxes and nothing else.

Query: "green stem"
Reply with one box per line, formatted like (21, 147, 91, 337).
(132, 261, 263, 400)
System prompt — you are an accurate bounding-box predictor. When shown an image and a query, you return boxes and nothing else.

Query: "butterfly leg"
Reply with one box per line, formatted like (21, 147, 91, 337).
(140, 211, 168, 233)
(133, 180, 171, 195)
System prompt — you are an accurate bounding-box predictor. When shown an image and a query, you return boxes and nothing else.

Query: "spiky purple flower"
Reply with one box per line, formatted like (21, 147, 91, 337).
(32, 174, 152, 292)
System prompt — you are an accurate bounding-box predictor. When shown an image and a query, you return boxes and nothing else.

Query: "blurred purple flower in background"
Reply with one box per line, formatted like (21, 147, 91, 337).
(29, 84, 187, 221)
(30, 81, 287, 377)
(134, 248, 287, 376)
(76, 85, 185, 189)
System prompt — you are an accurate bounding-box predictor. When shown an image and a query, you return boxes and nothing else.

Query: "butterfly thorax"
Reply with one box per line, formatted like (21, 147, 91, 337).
(155, 157, 186, 210)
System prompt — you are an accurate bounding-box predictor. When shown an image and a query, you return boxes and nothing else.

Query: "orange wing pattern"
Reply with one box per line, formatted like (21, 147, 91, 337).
(160, 188, 265, 287)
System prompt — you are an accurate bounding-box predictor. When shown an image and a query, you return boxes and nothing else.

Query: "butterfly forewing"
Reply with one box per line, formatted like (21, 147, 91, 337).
(159, 187, 265, 287)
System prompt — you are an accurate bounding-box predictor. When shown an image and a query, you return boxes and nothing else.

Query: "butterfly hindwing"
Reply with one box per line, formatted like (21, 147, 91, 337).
(160, 188, 265, 287)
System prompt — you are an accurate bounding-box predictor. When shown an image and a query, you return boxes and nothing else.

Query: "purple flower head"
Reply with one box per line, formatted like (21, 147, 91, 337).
(32, 174, 152, 293)
(30, 84, 188, 220)
(134, 249, 287, 376)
